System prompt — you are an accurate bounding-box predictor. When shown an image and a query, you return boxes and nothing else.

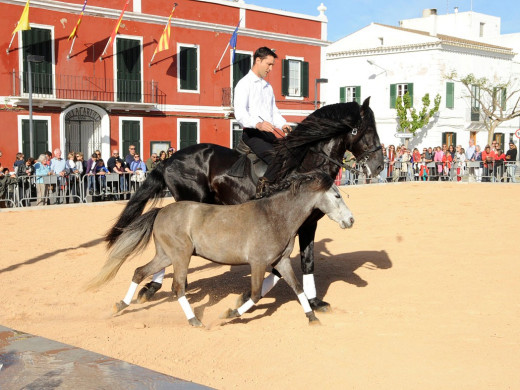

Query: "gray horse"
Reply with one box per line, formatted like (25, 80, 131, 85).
(88, 172, 354, 326)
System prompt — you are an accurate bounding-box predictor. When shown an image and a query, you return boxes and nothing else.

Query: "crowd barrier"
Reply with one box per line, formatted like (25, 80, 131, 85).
(2, 162, 519, 209)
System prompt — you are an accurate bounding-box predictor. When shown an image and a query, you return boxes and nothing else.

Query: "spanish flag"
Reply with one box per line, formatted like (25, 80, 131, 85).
(7, 0, 30, 52)
(100, 0, 130, 60)
(149, 3, 177, 65)
(68, 0, 88, 41)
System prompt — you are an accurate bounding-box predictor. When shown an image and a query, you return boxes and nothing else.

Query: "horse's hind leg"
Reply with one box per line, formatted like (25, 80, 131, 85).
(137, 269, 165, 303)
(274, 257, 320, 325)
(114, 250, 171, 314)
(225, 263, 266, 319)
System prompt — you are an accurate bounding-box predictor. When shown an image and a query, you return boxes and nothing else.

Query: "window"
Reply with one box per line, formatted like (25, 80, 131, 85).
(494, 87, 507, 110)
(446, 82, 455, 108)
(22, 27, 53, 95)
(479, 22, 485, 37)
(282, 59, 309, 98)
(231, 122, 242, 149)
(442, 132, 457, 148)
(390, 83, 414, 108)
(471, 84, 480, 121)
(178, 44, 199, 92)
(21, 118, 50, 158)
(340, 86, 361, 104)
(179, 120, 199, 149)
(116, 37, 142, 103)
(122, 120, 141, 156)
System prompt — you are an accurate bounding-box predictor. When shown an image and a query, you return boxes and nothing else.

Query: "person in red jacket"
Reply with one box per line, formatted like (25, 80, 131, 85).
(442, 151, 453, 180)
(481, 145, 497, 182)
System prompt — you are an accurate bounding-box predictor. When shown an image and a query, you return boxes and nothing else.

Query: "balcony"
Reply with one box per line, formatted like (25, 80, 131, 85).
(9, 71, 166, 112)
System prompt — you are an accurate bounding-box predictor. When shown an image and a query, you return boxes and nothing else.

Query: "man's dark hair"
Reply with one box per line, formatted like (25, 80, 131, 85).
(254, 47, 277, 62)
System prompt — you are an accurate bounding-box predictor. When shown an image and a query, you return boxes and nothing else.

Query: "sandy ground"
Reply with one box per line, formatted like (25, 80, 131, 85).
(1, 182, 519, 389)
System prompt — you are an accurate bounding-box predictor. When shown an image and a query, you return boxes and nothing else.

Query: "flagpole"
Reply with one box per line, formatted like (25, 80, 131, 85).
(214, 41, 230, 74)
(67, 36, 77, 59)
(149, 3, 177, 67)
(6, 34, 16, 54)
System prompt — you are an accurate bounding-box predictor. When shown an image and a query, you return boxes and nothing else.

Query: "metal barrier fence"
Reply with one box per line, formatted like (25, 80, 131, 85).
(2, 162, 519, 208)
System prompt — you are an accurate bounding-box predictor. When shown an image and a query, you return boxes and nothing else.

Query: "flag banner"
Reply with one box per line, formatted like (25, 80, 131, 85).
(7, 0, 30, 53)
(67, 0, 88, 59)
(68, 0, 88, 41)
(100, 0, 130, 60)
(149, 3, 178, 66)
(214, 19, 241, 73)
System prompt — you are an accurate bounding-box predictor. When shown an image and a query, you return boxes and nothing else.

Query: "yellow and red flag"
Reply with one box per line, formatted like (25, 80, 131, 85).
(149, 3, 177, 65)
(7, 0, 30, 52)
(68, 0, 88, 41)
(100, 0, 130, 60)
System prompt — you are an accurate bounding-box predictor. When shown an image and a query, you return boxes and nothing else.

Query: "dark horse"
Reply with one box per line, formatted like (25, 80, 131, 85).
(105, 98, 384, 311)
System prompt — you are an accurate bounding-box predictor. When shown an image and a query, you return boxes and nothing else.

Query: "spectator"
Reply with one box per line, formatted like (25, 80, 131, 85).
(112, 159, 127, 197)
(167, 147, 176, 159)
(107, 149, 124, 173)
(455, 146, 466, 181)
(146, 153, 159, 171)
(495, 149, 506, 181)
(412, 148, 421, 180)
(50, 149, 68, 204)
(130, 153, 146, 190)
(481, 145, 496, 182)
(401, 147, 411, 181)
(434, 146, 444, 180)
(125, 145, 137, 171)
(0, 167, 17, 208)
(95, 158, 109, 196)
(474, 145, 483, 182)
(342, 150, 356, 185)
(45, 151, 53, 166)
(387, 145, 395, 180)
(66, 151, 80, 203)
(34, 154, 51, 206)
(447, 144, 455, 159)
(442, 149, 452, 180)
(159, 150, 167, 162)
(86, 152, 99, 195)
(425, 147, 434, 163)
(13, 152, 25, 171)
(491, 140, 498, 153)
(505, 142, 517, 183)
(419, 154, 429, 181)
(17, 157, 35, 206)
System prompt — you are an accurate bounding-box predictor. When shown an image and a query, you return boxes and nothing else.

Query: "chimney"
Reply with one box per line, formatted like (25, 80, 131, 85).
(422, 8, 438, 17)
(454, 7, 459, 13)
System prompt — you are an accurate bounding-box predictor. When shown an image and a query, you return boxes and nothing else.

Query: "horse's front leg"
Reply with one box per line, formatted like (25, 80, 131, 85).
(298, 222, 331, 312)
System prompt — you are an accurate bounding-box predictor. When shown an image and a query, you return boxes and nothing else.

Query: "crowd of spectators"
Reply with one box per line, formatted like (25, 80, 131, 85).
(0, 145, 177, 207)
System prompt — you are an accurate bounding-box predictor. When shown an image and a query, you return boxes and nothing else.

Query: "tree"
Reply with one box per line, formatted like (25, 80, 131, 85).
(446, 72, 520, 145)
(396, 91, 441, 136)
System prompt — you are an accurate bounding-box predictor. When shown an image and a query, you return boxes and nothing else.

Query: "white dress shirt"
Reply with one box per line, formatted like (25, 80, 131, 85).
(233, 70, 286, 129)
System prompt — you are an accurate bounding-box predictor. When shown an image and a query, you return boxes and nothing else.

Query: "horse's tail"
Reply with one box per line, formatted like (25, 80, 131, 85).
(105, 165, 166, 248)
(86, 208, 161, 291)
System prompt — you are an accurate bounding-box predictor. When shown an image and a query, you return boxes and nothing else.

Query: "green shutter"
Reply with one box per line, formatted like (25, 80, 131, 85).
(442, 132, 447, 146)
(446, 82, 454, 108)
(501, 88, 507, 110)
(339, 87, 346, 103)
(180, 122, 198, 149)
(281, 59, 289, 96)
(180, 46, 198, 91)
(355, 86, 361, 104)
(233, 53, 251, 90)
(22, 28, 53, 94)
(452, 132, 457, 148)
(407, 83, 414, 108)
(390, 84, 396, 108)
(22, 119, 48, 158)
(117, 38, 141, 102)
(122, 120, 141, 154)
(301, 61, 309, 98)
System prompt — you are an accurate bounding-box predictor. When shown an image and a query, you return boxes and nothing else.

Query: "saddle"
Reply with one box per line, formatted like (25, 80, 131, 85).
(228, 139, 267, 182)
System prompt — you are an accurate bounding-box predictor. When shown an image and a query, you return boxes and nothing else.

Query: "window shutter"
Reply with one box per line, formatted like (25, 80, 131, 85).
(281, 59, 289, 96)
(122, 120, 141, 154)
(501, 88, 507, 110)
(452, 132, 457, 148)
(117, 38, 141, 102)
(233, 53, 251, 90)
(22, 28, 53, 94)
(180, 46, 198, 90)
(407, 83, 414, 107)
(390, 84, 396, 108)
(180, 122, 198, 149)
(446, 82, 454, 108)
(442, 132, 447, 146)
(301, 61, 309, 98)
(355, 86, 361, 104)
(339, 87, 346, 103)
(22, 119, 48, 158)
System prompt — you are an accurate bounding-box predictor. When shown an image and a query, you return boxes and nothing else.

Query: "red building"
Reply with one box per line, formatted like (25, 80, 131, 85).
(0, 0, 328, 164)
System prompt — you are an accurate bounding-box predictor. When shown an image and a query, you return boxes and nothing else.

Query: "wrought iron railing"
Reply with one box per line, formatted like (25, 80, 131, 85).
(11, 71, 166, 105)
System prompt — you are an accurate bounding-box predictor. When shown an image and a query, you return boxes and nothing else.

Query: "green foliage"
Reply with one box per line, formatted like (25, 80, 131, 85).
(396, 92, 441, 135)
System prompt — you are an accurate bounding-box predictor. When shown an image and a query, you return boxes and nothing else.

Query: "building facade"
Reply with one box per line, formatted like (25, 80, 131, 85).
(324, 9, 520, 151)
(0, 0, 328, 164)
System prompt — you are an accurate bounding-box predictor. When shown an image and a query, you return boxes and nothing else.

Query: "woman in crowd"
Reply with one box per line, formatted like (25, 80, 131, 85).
(34, 154, 51, 206)
(167, 147, 176, 158)
(13, 152, 25, 171)
(412, 147, 421, 180)
(433, 146, 444, 180)
(455, 146, 466, 182)
(474, 145, 483, 182)
(130, 153, 147, 191)
(442, 150, 453, 180)
(447, 144, 456, 159)
(159, 150, 167, 162)
(481, 145, 496, 182)
(17, 157, 35, 206)
(387, 145, 395, 181)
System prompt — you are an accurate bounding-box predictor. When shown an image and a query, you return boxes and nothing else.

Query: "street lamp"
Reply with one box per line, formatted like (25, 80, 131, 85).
(314, 78, 328, 110)
(27, 54, 45, 158)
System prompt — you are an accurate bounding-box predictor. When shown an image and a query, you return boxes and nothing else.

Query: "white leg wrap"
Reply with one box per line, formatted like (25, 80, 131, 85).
(152, 268, 165, 284)
(303, 274, 317, 300)
(123, 282, 139, 305)
(297, 292, 313, 313)
(237, 298, 255, 316)
(261, 273, 281, 297)
(178, 296, 195, 320)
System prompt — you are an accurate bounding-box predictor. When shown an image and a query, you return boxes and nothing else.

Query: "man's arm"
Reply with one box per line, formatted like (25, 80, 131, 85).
(234, 80, 261, 129)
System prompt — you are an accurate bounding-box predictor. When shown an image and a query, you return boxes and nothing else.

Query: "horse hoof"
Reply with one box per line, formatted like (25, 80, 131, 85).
(306, 311, 321, 325)
(188, 317, 204, 327)
(309, 318, 322, 326)
(137, 281, 162, 303)
(309, 298, 331, 313)
(113, 300, 129, 314)
(221, 308, 239, 319)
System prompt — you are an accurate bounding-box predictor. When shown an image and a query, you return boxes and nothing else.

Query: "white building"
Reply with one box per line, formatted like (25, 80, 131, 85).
(324, 9, 520, 151)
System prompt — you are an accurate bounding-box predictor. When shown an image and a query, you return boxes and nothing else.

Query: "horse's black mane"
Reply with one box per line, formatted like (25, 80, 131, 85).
(257, 170, 334, 199)
(270, 102, 362, 180)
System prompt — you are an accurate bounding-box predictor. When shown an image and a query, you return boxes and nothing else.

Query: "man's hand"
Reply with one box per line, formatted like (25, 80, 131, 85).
(281, 124, 292, 134)
(256, 121, 275, 133)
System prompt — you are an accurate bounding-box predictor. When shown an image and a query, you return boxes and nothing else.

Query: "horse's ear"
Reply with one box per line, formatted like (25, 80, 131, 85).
(361, 97, 371, 118)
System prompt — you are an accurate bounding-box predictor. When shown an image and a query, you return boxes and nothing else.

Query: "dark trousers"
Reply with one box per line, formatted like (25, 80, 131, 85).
(242, 128, 277, 165)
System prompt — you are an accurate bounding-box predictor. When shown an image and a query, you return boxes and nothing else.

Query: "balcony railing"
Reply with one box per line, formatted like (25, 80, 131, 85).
(10, 71, 166, 106)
